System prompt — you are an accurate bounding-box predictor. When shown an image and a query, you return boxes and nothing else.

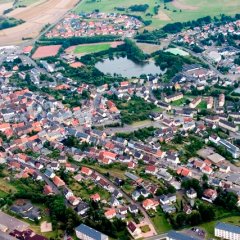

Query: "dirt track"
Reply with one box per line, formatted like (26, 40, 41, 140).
(0, 0, 79, 46)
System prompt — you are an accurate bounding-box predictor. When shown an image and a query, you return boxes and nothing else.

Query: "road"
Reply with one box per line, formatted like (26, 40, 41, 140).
(86, 166, 158, 236)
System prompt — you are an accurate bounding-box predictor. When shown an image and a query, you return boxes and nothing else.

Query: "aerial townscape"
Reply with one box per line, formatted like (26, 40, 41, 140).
(0, 0, 240, 240)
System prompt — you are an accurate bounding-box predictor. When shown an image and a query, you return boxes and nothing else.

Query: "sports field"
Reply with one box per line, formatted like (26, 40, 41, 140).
(74, 0, 240, 29)
(164, 48, 189, 56)
(74, 43, 111, 54)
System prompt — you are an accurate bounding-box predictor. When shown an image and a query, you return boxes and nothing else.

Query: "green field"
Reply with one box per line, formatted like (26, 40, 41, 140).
(74, 0, 240, 29)
(74, 43, 112, 54)
(164, 48, 189, 56)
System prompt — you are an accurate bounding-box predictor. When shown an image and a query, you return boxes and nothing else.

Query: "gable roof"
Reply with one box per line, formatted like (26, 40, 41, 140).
(75, 224, 108, 240)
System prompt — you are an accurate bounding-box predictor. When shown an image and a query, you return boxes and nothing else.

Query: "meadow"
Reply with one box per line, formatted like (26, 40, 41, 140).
(74, 0, 240, 29)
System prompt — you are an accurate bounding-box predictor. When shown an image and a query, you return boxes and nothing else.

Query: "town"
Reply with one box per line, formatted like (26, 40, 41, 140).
(0, 4, 239, 240)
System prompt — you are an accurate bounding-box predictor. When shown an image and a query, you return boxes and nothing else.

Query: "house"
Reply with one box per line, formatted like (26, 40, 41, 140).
(105, 208, 116, 219)
(75, 224, 108, 240)
(81, 166, 93, 176)
(68, 196, 80, 206)
(44, 169, 55, 179)
(183, 205, 192, 215)
(202, 165, 213, 175)
(118, 207, 128, 215)
(112, 189, 122, 199)
(90, 193, 101, 202)
(177, 167, 192, 177)
(43, 185, 54, 195)
(110, 196, 120, 207)
(53, 176, 65, 187)
(186, 188, 197, 199)
(215, 222, 240, 240)
(145, 165, 157, 175)
(76, 202, 89, 216)
(132, 190, 141, 201)
(127, 221, 142, 239)
(142, 199, 159, 211)
(202, 188, 217, 203)
(162, 204, 176, 214)
(128, 204, 139, 214)
(219, 165, 231, 173)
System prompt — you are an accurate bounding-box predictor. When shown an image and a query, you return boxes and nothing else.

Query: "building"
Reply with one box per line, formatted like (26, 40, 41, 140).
(219, 94, 225, 107)
(219, 119, 238, 132)
(167, 230, 199, 240)
(189, 97, 201, 108)
(206, 96, 213, 109)
(75, 224, 108, 240)
(215, 222, 240, 240)
(219, 139, 240, 159)
(164, 93, 183, 103)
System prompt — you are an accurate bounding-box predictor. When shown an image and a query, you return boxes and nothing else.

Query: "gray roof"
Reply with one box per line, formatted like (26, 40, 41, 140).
(75, 224, 108, 240)
(215, 222, 240, 234)
(167, 230, 198, 240)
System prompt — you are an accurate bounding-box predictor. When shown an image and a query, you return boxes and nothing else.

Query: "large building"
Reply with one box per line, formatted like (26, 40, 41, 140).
(75, 224, 108, 240)
(215, 222, 240, 240)
(219, 119, 238, 133)
(164, 93, 183, 103)
(219, 139, 240, 159)
(167, 230, 199, 240)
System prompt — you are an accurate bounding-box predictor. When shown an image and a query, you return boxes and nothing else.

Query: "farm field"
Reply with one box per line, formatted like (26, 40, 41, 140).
(0, 0, 79, 45)
(74, 0, 240, 30)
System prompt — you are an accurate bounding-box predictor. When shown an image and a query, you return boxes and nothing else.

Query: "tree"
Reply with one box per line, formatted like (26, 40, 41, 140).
(175, 213, 187, 228)
(198, 204, 215, 222)
(188, 211, 202, 225)
(202, 173, 208, 182)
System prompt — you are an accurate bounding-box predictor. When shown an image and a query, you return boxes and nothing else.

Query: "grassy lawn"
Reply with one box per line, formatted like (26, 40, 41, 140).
(74, 43, 111, 54)
(74, 0, 240, 29)
(197, 100, 207, 109)
(200, 215, 240, 239)
(0, 178, 17, 194)
(171, 97, 190, 107)
(151, 210, 172, 234)
(0, 189, 8, 198)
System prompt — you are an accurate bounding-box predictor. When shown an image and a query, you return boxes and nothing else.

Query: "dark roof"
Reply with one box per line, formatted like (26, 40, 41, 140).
(215, 222, 240, 234)
(167, 230, 199, 240)
(75, 224, 108, 240)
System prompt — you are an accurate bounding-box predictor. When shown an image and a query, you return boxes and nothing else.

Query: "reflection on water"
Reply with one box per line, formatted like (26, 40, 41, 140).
(95, 57, 164, 78)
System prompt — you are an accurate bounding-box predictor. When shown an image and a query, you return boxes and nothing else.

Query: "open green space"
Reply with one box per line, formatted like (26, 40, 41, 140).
(74, 43, 112, 54)
(171, 96, 190, 107)
(197, 100, 207, 109)
(164, 48, 189, 56)
(151, 208, 172, 234)
(74, 0, 240, 29)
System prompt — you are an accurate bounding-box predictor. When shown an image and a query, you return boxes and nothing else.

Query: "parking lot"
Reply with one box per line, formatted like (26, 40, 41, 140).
(0, 211, 29, 232)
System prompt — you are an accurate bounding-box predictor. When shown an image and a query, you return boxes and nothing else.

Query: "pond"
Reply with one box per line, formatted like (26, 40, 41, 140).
(95, 57, 164, 78)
